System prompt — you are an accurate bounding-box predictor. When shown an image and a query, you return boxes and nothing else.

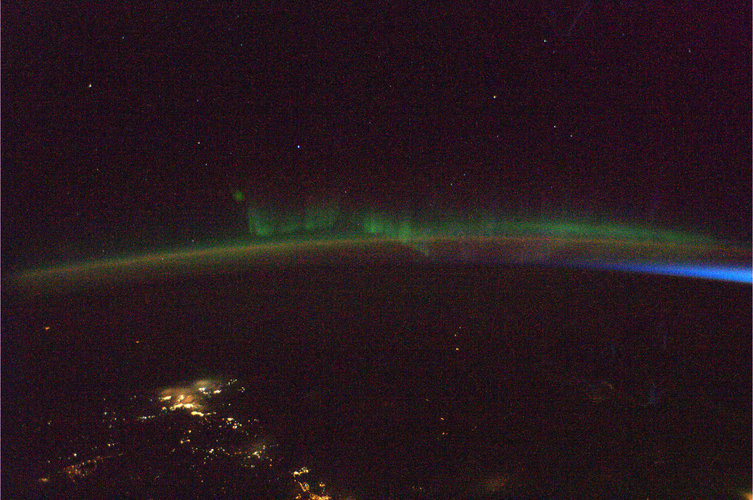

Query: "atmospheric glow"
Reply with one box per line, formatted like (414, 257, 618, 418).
(8, 208, 750, 294)
(595, 262, 752, 284)
(243, 204, 723, 246)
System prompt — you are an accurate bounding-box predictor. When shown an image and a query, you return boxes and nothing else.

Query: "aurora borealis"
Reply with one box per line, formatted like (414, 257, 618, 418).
(244, 203, 721, 245)
(9, 210, 751, 294)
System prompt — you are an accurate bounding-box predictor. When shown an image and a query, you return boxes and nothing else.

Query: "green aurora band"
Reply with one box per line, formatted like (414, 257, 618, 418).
(7, 206, 750, 293)
(246, 204, 719, 246)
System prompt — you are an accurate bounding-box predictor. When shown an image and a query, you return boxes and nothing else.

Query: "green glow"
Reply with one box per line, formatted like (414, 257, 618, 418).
(244, 204, 720, 246)
(232, 189, 245, 203)
(10, 200, 745, 295)
(248, 203, 343, 237)
(303, 203, 339, 233)
(362, 212, 387, 235)
(247, 208, 274, 237)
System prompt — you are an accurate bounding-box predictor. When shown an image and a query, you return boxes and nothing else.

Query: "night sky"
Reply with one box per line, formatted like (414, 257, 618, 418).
(3, 1, 751, 269)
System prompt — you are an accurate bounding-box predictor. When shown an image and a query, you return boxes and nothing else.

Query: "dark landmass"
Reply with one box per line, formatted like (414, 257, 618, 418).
(2, 263, 751, 497)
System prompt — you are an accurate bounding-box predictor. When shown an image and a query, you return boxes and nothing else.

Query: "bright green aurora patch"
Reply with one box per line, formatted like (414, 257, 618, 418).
(245, 204, 717, 246)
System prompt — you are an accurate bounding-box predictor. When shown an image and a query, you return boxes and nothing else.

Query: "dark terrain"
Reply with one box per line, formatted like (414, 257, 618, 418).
(3, 264, 751, 498)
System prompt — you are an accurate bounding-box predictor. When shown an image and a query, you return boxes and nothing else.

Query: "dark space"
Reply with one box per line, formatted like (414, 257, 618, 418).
(2, 2, 751, 267)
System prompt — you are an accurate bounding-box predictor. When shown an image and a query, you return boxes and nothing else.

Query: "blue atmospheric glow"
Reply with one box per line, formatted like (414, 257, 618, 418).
(596, 262, 752, 284)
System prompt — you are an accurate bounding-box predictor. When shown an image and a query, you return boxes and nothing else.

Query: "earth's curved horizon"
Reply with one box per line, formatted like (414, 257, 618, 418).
(7, 233, 752, 295)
